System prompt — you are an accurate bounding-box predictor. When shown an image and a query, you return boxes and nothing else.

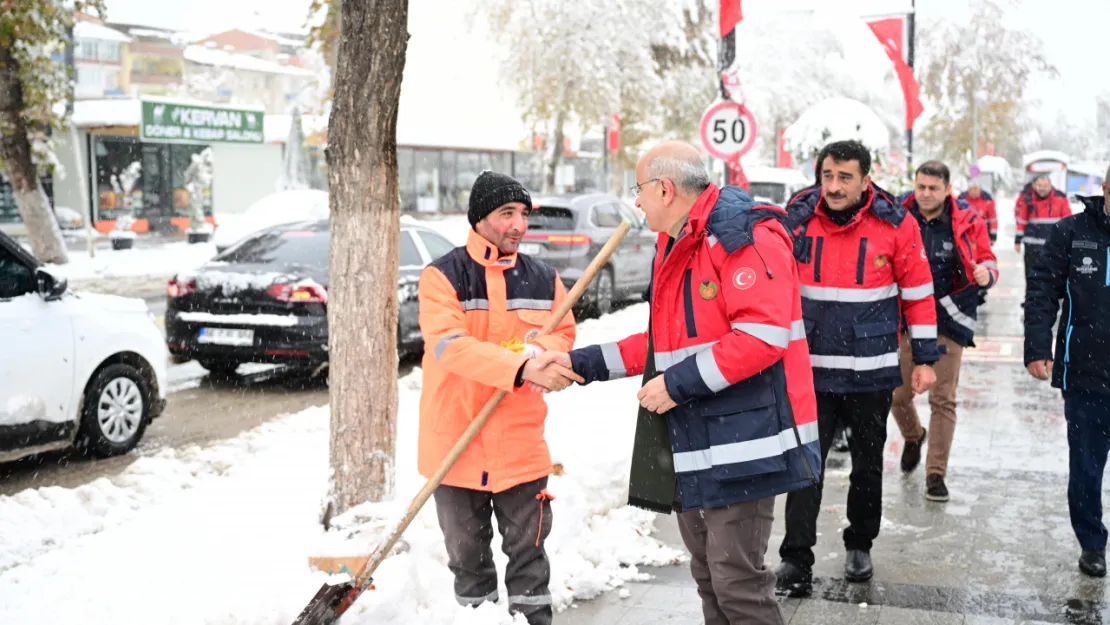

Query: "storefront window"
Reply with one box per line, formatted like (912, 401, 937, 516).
(0, 181, 20, 224)
(414, 150, 440, 213)
(0, 177, 56, 225)
(398, 148, 415, 212)
(439, 150, 457, 212)
(94, 136, 211, 225)
(491, 152, 511, 177)
(93, 136, 144, 222)
(513, 151, 543, 193)
(170, 144, 213, 217)
(456, 152, 482, 209)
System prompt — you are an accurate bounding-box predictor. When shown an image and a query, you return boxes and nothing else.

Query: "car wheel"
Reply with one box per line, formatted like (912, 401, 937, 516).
(199, 360, 241, 380)
(589, 267, 615, 317)
(78, 363, 153, 458)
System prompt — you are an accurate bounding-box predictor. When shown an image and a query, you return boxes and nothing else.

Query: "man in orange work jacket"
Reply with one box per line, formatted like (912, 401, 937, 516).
(417, 171, 581, 625)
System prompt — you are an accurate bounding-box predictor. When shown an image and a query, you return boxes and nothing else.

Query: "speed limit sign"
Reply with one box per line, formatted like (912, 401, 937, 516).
(700, 101, 757, 161)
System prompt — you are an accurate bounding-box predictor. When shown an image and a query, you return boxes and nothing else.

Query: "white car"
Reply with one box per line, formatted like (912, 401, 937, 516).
(213, 189, 330, 253)
(0, 232, 168, 463)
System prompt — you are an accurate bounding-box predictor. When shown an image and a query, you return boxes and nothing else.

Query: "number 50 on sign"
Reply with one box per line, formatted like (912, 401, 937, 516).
(699, 101, 758, 161)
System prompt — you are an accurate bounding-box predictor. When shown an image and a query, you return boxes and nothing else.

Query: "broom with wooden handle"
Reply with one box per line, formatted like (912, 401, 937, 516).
(291, 221, 632, 625)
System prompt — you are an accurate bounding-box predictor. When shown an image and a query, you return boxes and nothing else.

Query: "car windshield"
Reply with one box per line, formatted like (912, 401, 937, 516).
(528, 206, 576, 230)
(215, 222, 329, 270)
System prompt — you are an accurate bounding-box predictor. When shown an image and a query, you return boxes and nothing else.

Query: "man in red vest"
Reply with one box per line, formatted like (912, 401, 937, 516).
(776, 140, 939, 594)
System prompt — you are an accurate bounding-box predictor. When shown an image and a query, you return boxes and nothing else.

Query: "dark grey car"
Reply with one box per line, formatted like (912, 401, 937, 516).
(520, 194, 656, 316)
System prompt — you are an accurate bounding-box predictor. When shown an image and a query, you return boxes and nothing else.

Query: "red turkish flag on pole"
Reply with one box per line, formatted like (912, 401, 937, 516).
(866, 16, 924, 131)
(720, 0, 744, 38)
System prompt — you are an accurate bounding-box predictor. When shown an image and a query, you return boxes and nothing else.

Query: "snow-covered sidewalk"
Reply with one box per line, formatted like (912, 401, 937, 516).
(0, 303, 683, 625)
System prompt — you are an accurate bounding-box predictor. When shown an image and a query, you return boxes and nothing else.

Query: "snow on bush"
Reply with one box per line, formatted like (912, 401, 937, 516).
(784, 97, 891, 162)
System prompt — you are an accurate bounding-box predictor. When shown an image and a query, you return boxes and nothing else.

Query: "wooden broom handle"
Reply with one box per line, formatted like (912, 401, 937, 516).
(353, 221, 632, 587)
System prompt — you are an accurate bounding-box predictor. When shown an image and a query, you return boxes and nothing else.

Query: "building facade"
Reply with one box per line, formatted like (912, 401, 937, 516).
(73, 17, 132, 98)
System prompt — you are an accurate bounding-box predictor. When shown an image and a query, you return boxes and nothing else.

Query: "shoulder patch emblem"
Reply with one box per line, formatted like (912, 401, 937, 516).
(699, 280, 718, 300)
(733, 267, 757, 290)
(873, 255, 888, 268)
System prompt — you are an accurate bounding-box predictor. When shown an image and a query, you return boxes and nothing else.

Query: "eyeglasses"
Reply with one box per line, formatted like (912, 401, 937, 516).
(630, 178, 660, 197)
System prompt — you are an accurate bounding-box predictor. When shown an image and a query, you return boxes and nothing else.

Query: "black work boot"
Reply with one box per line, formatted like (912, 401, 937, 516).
(925, 474, 950, 502)
(775, 559, 813, 596)
(844, 549, 873, 582)
(832, 427, 850, 453)
(1080, 550, 1107, 578)
(901, 428, 927, 473)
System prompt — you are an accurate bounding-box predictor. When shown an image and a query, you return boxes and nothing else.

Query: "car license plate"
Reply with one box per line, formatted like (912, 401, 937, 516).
(518, 243, 541, 255)
(198, 327, 255, 347)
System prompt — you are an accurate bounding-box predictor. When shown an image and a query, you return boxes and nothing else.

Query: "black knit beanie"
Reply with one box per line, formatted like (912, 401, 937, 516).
(468, 171, 532, 229)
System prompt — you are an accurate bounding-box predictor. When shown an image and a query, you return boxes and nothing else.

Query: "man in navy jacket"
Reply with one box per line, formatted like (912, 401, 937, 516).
(1025, 167, 1110, 578)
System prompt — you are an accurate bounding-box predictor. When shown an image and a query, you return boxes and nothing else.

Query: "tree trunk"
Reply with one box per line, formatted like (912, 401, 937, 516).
(0, 43, 68, 264)
(325, 0, 409, 517)
(545, 109, 567, 193)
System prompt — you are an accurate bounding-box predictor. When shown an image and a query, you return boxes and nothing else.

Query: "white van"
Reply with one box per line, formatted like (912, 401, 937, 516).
(745, 167, 813, 207)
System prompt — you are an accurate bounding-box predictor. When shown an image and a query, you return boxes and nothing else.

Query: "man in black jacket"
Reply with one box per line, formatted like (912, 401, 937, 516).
(1024, 166, 1110, 578)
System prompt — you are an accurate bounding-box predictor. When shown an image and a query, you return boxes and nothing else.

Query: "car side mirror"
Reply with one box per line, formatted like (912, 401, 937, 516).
(36, 268, 68, 301)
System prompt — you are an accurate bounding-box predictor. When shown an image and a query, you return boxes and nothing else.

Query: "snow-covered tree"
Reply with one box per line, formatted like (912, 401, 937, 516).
(917, 0, 1056, 169)
(647, 3, 905, 167)
(486, 0, 667, 191)
(326, 0, 408, 515)
(649, 0, 716, 143)
(305, 0, 341, 84)
(0, 1, 105, 264)
(784, 97, 891, 163)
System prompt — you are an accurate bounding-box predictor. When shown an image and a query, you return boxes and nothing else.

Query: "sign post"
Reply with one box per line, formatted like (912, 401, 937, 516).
(700, 100, 757, 189)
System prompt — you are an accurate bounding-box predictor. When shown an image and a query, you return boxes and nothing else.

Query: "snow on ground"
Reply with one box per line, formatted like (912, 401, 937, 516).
(44, 241, 217, 284)
(42, 212, 469, 295)
(0, 302, 682, 625)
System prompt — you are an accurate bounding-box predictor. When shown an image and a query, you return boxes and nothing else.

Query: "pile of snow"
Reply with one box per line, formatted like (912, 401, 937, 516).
(783, 97, 891, 160)
(213, 189, 330, 250)
(0, 303, 684, 625)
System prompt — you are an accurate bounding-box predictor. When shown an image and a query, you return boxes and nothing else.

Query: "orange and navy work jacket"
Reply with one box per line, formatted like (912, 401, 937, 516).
(417, 229, 576, 493)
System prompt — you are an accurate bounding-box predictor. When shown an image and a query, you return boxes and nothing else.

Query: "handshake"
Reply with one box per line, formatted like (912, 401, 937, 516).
(520, 351, 582, 393)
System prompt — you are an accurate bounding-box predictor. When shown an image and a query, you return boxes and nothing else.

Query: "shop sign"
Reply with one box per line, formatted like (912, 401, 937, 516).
(141, 100, 264, 144)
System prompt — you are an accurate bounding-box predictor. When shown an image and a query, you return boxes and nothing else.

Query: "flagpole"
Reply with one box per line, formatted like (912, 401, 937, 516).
(718, 1, 738, 186)
(906, 0, 916, 181)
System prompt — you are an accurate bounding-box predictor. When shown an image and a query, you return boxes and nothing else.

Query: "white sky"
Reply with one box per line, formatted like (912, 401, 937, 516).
(102, 0, 1104, 126)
